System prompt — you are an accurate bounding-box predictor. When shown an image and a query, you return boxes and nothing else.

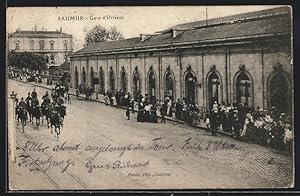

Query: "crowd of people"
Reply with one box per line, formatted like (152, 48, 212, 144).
(9, 69, 42, 84)
(102, 89, 293, 152)
(171, 99, 293, 152)
(10, 69, 293, 151)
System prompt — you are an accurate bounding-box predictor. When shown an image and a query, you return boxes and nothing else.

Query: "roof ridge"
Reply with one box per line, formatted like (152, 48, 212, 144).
(161, 6, 290, 32)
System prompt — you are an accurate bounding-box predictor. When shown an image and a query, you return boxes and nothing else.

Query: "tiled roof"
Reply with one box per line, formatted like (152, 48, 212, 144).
(73, 6, 291, 56)
(162, 6, 291, 32)
(9, 31, 72, 38)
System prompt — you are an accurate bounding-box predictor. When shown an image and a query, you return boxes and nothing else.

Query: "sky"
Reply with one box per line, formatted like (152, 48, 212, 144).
(7, 6, 284, 51)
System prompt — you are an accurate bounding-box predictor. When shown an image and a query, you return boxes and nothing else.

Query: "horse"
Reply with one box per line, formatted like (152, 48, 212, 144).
(49, 109, 60, 140)
(57, 105, 66, 127)
(26, 99, 32, 122)
(41, 102, 51, 128)
(16, 106, 27, 132)
(30, 100, 42, 126)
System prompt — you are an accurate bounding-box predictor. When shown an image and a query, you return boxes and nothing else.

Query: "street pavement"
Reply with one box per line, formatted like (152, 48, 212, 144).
(8, 79, 294, 190)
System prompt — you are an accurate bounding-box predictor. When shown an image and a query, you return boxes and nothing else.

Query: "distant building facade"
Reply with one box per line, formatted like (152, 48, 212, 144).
(70, 7, 293, 114)
(8, 26, 73, 67)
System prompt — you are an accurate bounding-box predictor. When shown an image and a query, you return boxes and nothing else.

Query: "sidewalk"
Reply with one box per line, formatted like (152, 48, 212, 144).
(11, 79, 233, 137)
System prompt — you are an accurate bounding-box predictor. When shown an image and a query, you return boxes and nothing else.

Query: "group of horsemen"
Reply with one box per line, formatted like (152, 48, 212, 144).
(15, 84, 68, 132)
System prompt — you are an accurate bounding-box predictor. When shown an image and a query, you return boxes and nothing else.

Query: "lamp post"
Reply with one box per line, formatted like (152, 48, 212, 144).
(9, 91, 17, 163)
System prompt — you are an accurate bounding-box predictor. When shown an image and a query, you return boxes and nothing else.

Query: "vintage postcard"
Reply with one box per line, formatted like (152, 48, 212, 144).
(7, 5, 294, 190)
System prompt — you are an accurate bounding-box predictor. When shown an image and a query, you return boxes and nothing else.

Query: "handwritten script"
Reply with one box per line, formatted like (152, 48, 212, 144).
(17, 137, 239, 176)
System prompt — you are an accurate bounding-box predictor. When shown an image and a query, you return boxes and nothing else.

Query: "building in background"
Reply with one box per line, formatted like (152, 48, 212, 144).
(8, 25, 73, 74)
(70, 6, 292, 115)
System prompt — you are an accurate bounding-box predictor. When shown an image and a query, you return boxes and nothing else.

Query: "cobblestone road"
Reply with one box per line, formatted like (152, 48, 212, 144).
(8, 79, 294, 190)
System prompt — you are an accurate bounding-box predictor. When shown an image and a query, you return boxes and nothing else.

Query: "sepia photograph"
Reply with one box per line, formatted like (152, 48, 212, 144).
(6, 5, 294, 190)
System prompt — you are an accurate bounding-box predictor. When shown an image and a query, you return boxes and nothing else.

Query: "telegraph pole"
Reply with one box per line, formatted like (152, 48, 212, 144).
(205, 7, 208, 26)
(9, 91, 17, 162)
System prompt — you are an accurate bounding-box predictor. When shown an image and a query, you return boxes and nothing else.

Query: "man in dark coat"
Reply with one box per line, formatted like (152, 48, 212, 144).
(210, 110, 219, 136)
(160, 104, 167, 123)
(31, 89, 37, 99)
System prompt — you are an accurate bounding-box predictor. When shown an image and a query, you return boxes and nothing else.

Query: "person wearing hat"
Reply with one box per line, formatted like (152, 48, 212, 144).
(284, 123, 293, 152)
(212, 101, 219, 112)
(31, 89, 37, 99)
(19, 97, 26, 109)
(160, 103, 167, 123)
(210, 109, 218, 136)
(175, 98, 182, 120)
(126, 106, 131, 120)
(25, 92, 32, 106)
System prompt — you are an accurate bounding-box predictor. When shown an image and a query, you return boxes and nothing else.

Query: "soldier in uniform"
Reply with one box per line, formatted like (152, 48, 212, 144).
(210, 110, 218, 136)
(25, 92, 32, 104)
(19, 97, 27, 109)
(31, 89, 37, 99)
(42, 91, 51, 106)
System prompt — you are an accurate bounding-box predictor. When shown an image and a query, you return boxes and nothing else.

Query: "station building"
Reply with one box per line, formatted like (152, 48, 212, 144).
(70, 6, 293, 114)
(8, 26, 73, 67)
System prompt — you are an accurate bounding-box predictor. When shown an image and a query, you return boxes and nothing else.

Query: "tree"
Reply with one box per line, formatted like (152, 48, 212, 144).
(84, 25, 124, 47)
(7, 51, 47, 71)
(107, 26, 124, 41)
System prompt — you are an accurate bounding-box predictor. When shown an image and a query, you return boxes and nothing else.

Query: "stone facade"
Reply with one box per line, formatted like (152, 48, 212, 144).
(8, 27, 73, 66)
(70, 7, 293, 114)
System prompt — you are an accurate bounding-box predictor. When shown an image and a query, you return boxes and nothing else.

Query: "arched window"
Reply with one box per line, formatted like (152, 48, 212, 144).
(185, 66, 196, 104)
(49, 41, 54, 50)
(64, 41, 68, 50)
(148, 67, 156, 103)
(82, 67, 86, 84)
(234, 65, 252, 107)
(109, 67, 115, 92)
(29, 40, 34, 50)
(39, 40, 44, 50)
(74, 67, 79, 88)
(164, 67, 175, 100)
(268, 64, 291, 114)
(207, 65, 222, 109)
(99, 67, 105, 94)
(15, 40, 20, 50)
(90, 67, 94, 91)
(120, 67, 127, 92)
(132, 67, 140, 97)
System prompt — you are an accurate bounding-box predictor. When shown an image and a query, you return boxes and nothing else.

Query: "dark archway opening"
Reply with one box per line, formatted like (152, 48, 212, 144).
(208, 72, 220, 109)
(120, 71, 127, 92)
(148, 70, 156, 103)
(165, 72, 174, 100)
(236, 72, 251, 107)
(74, 67, 79, 88)
(185, 72, 196, 104)
(99, 68, 105, 94)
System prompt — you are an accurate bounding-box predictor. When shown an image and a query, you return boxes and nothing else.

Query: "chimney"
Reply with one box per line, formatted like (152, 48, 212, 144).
(172, 29, 183, 38)
(140, 34, 151, 42)
(60, 26, 62, 33)
(34, 24, 37, 32)
(172, 29, 178, 38)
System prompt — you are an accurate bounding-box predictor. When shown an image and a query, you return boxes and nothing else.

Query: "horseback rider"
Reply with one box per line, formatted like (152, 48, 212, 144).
(32, 97, 40, 107)
(18, 97, 27, 109)
(42, 91, 51, 104)
(41, 92, 50, 111)
(25, 92, 31, 102)
(31, 89, 37, 99)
